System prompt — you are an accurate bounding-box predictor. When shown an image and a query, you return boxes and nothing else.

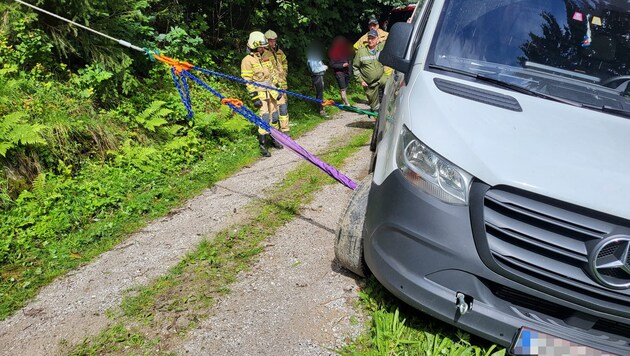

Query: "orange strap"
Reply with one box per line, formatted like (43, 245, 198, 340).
(322, 100, 335, 107)
(153, 53, 194, 74)
(221, 98, 243, 108)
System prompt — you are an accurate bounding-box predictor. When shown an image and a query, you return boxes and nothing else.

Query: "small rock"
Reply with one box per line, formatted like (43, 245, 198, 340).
(175, 317, 189, 330)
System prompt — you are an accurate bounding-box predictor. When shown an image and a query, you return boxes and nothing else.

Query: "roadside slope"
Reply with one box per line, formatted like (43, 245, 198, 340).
(0, 110, 371, 356)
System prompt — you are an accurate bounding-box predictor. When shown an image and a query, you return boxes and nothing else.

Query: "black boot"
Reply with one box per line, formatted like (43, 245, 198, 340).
(270, 136, 283, 149)
(258, 134, 271, 157)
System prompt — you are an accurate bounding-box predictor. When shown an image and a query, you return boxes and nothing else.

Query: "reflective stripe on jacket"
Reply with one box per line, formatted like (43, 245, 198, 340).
(264, 47, 288, 89)
(241, 50, 278, 100)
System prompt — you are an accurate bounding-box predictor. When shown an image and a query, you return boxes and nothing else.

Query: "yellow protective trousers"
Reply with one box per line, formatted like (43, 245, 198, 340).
(258, 97, 280, 135)
(277, 94, 289, 132)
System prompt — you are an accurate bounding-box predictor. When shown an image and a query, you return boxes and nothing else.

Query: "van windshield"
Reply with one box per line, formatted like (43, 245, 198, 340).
(428, 0, 630, 110)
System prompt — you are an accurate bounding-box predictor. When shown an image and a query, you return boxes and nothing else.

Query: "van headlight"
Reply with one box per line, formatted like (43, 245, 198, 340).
(396, 125, 472, 205)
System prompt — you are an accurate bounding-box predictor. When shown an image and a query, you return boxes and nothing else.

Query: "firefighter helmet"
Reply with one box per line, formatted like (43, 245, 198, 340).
(264, 30, 278, 39)
(247, 31, 268, 49)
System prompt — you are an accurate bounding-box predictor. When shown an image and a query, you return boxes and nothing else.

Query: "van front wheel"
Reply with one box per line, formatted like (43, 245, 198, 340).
(334, 174, 372, 277)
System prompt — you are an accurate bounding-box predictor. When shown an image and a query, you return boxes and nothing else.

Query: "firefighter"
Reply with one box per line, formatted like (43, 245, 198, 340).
(264, 30, 290, 133)
(241, 31, 284, 157)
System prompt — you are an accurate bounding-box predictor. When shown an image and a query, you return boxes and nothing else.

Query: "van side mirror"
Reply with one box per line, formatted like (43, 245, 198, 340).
(379, 22, 413, 75)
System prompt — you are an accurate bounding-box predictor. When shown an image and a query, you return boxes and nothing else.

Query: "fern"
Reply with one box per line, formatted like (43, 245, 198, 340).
(135, 100, 172, 132)
(10, 122, 47, 145)
(167, 124, 184, 135)
(0, 142, 11, 157)
(30, 173, 47, 202)
(0, 111, 24, 129)
(0, 111, 47, 157)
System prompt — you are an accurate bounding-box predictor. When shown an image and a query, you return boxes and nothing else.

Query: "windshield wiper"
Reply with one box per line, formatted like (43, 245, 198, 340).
(428, 64, 582, 106)
(582, 104, 630, 118)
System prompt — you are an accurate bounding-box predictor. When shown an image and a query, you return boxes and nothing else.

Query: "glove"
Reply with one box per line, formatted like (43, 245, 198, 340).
(249, 92, 263, 108)
(273, 84, 283, 100)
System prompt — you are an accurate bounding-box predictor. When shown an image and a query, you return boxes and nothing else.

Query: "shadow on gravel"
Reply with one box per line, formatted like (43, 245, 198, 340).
(215, 184, 336, 235)
(347, 120, 375, 129)
(330, 259, 368, 283)
(216, 143, 366, 183)
(227, 158, 301, 179)
(216, 183, 278, 202)
(294, 214, 336, 234)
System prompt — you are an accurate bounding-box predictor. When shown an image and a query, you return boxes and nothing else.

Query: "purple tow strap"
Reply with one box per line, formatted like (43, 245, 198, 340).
(269, 128, 357, 190)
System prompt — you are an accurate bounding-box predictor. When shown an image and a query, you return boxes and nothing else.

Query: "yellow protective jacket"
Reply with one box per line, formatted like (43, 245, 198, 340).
(241, 50, 279, 100)
(263, 46, 288, 89)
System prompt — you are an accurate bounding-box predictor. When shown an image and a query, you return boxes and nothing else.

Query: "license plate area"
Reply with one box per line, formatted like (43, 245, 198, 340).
(510, 327, 615, 356)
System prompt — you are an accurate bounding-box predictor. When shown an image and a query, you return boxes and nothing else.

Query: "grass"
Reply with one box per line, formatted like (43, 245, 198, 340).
(338, 277, 506, 356)
(0, 97, 339, 321)
(69, 125, 373, 355)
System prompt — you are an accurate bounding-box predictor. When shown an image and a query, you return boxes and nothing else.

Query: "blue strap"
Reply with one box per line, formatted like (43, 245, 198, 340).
(181, 70, 271, 132)
(170, 65, 376, 122)
(192, 66, 347, 111)
(171, 68, 194, 118)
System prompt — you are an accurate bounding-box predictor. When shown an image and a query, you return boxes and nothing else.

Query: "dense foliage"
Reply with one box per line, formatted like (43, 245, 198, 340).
(0, 0, 410, 315)
(0, 0, 408, 192)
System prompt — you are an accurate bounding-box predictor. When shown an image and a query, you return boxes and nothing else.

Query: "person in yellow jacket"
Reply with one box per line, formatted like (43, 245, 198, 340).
(353, 17, 388, 50)
(241, 31, 283, 157)
(263, 30, 290, 133)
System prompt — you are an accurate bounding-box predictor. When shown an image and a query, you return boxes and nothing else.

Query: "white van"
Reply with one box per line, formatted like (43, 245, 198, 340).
(336, 1, 630, 354)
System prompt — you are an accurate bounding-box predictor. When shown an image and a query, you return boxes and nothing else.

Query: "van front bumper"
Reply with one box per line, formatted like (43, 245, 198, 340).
(363, 170, 630, 355)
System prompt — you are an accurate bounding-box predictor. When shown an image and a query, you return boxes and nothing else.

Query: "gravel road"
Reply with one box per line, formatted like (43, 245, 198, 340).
(0, 109, 372, 356)
(177, 139, 370, 355)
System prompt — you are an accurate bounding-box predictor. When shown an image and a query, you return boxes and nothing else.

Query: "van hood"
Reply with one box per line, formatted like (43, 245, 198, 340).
(405, 72, 630, 219)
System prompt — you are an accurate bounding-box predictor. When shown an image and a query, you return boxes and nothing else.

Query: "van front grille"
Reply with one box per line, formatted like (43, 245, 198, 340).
(470, 184, 630, 313)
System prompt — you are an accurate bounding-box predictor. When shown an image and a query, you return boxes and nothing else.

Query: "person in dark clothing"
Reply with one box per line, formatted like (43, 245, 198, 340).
(306, 41, 329, 116)
(328, 36, 353, 106)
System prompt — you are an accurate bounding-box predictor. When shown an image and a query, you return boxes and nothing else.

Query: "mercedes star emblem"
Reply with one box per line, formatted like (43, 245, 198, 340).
(589, 236, 630, 289)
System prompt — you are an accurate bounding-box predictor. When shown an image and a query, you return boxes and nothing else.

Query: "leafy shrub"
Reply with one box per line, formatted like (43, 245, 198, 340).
(0, 3, 56, 75)
(156, 27, 203, 58)
(191, 105, 251, 141)
(0, 112, 47, 157)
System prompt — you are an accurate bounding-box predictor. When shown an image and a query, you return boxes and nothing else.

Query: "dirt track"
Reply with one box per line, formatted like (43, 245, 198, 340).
(177, 135, 371, 355)
(0, 109, 372, 355)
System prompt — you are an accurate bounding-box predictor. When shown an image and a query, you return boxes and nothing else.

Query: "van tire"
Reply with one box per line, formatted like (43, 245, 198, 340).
(334, 174, 372, 277)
